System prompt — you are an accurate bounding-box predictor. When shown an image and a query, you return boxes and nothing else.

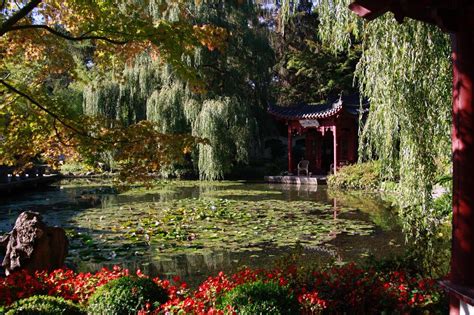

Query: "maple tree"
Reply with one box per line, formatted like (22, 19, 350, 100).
(0, 0, 225, 181)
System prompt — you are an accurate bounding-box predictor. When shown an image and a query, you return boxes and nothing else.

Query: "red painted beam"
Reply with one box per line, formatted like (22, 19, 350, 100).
(348, 0, 392, 20)
(451, 31, 474, 288)
(333, 126, 337, 175)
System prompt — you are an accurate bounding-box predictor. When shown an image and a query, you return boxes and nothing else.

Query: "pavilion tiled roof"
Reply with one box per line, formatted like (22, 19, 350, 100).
(268, 96, 368, 120)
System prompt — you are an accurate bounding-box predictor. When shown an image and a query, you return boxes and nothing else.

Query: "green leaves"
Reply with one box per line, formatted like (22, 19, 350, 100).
(1, 0, 230, 182)
(83, 2, 273, 180)
(272, 10, 359, 105)
(67, 191, 376, 261)
(314, 1, 452, 236)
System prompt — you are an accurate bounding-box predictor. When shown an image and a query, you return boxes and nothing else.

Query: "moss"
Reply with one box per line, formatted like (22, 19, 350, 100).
(6, 295, 85, 315)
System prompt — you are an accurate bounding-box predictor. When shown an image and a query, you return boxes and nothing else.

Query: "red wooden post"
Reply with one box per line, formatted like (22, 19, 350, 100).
(333, 125, 337, 175)
(449, 31, 474, 314)
(316, 131, 322, 171)
(288, 123, 293, 174)
(349, 126, 356, 163)
(305, 131, 312, 163)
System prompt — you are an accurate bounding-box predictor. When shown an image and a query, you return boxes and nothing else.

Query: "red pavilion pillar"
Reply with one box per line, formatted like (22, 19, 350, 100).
(448, 30, 474, 314)
(288, 123, 293, 174)
(316, 131, 323, 171)
(333, 125, 337, 175)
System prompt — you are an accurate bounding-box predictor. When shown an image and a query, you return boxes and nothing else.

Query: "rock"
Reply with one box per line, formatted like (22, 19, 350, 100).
(0, 211, 68, 275)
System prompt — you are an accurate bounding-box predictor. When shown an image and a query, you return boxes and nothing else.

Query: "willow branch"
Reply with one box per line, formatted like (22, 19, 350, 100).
(8, 24, 129, 44)
(0, 0, 42, 36)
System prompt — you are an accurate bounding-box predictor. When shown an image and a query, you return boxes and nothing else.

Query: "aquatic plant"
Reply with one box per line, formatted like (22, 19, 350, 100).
(67, 197, 375, 263)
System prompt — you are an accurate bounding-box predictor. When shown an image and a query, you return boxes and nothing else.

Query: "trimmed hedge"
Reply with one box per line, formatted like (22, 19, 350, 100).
(217, 280, 299, 315)
(86, 276, 168, 315)
(5, 295, 85, 315)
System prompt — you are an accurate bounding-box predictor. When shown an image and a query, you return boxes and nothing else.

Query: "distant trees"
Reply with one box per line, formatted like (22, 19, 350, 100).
(271, 4, 359, 105)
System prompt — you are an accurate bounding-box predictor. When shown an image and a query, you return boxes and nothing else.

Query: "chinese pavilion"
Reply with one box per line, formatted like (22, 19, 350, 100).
(268, 96, 368, 175)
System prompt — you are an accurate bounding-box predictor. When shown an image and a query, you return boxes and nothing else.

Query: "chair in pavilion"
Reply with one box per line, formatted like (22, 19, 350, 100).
(297, 160, 310, 177)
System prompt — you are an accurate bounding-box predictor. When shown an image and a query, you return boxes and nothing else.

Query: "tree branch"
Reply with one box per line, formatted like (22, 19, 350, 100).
(0, 80, 147, 146)
(0, 0, 42, 36)
(0, 79, 92, 139)
(199, 64, 229, 75)
(7, 24, 129, 44)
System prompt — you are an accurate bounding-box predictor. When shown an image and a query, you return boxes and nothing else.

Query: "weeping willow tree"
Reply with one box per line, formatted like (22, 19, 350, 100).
(194, 97, 258, 179)
(83, 1, 274, 180)
(357, 20, 451, 237)
(279, 1, 452, 237)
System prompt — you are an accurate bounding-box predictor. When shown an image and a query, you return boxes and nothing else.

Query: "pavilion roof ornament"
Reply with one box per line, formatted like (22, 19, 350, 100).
(268, 95, 368, 121)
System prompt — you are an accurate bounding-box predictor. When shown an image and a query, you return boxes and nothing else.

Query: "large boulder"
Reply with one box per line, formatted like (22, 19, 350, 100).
(0, 211, 68, 275)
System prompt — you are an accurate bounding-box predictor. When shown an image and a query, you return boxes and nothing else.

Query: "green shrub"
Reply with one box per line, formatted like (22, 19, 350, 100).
(217, 281, 299, 315)
(327, 161, 382, 190)
(59, 162, 93, 175)
(5, 295, 85, 315)
(86, 276, 168, 315)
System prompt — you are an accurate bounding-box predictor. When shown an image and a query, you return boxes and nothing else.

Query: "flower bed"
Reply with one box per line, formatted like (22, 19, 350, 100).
(0, 263, 447, 314)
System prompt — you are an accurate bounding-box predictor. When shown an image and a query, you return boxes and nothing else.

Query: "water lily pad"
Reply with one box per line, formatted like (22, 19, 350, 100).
(0, 178, 407, 284)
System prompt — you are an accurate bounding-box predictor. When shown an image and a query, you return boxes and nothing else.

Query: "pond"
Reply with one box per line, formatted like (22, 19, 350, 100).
(0, 179, 407, 286)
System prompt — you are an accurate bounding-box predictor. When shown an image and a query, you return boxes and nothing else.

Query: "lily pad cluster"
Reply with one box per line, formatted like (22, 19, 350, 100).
(66, 197, 374, 264)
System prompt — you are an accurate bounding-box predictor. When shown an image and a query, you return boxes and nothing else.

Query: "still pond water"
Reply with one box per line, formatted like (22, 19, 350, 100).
(0, 179, 407, 285)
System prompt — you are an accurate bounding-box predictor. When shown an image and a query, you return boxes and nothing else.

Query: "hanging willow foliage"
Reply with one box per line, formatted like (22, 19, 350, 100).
(356, 18, 451, 201)
(280, 0, 452, 236)
(194, 97, 257, 180)
(83, 1, 273, 180)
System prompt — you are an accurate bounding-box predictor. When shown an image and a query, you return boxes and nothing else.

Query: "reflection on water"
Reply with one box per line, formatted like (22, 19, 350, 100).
(0, 179, 407, 285)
